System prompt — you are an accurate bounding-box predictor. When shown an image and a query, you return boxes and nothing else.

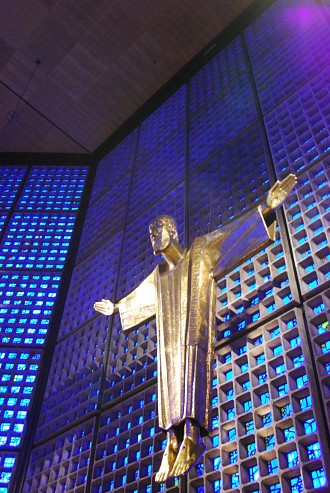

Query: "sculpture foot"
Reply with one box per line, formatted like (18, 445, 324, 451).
(155, 431, 179, 483)
(170, 436, 206, 478)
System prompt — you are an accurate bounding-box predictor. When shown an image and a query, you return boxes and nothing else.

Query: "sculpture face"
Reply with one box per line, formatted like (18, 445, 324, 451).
(149, 216, 178, 255)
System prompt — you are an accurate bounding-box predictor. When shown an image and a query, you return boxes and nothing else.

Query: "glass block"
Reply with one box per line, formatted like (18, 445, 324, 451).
(287, 450, 299, 468)
(307, 442, 321, 460)
(267, 458, 278, 474)
(269, 485, 281, 493)
(283, 426, 296, 442)
(290, 475, 303, 493)
(311, 468, 327, 488)
(303, 417, 316, 434)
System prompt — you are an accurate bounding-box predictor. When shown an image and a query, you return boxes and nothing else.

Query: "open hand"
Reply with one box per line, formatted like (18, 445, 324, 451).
(266, 174, 297, 210)
(93, 299, 115, 316)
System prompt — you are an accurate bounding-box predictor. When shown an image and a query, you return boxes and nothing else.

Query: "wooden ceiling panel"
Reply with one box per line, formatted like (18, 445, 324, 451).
(0, 0, 256, 154)
(0, 85, 86, 153)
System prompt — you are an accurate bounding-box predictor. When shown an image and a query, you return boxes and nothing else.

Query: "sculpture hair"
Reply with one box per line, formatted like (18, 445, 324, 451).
(150, 215, 178, 241)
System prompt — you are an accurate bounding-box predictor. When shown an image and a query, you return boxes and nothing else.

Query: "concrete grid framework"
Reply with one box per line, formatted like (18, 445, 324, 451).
(0, 0, 330, 492)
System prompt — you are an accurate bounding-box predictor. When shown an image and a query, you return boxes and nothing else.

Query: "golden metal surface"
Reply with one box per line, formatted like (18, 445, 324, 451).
(93, 174, 297, 481)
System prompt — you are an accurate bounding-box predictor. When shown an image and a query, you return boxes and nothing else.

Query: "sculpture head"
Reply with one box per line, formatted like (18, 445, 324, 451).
(149, 215, 178, 255)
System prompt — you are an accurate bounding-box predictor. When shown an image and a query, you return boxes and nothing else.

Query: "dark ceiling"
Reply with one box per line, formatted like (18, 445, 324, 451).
(0, 0, 258, 155)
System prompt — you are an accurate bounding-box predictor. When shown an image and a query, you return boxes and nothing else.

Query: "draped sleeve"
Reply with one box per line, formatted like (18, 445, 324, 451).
(205, 206, 276, 280)
(117, 270, 157, 331)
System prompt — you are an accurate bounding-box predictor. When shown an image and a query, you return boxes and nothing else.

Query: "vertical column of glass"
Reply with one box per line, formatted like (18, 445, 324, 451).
(22, 134, 137, 493)
(0, 165, 89, 493)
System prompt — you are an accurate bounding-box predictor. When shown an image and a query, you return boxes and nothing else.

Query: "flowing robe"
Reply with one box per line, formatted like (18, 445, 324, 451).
(117, 207, 276, 434)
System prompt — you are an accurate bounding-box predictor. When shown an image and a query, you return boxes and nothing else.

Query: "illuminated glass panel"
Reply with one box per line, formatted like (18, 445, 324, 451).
(0, 214, 76, 270)
(265, 435, 275, 450)
(311, 468, 326, 488)
(249, 465, 259, 481)
(228, 427, 236, 441)
(0, 164, 88, 493)
(280, 404, 291, 419)
(304, 418, 316, 435)
(244, 400, 253, 412)
(245, 420, 254, 434)
(212, 456, 221, 470)
(299, 395, 312, 411)
(269, 485, 281, 493)
(290, 476, 303, 493)
(213, 479, 221, 492)
(247, 442, 256, 457)
(0, 350, 41, 447)
(277, 383, 288, 397)
(284, 426, 295, 442)
(268, 458, 278, 474)
(231, 472, 240, 488)
(260, 391, 270, 405)
(0, 167, 27, 211)
(287, 450, 299, 467)
(16, 166, 88, 211)
(229, 449, 238, 464)
(0, 273, 61, 345)
(0, 453, 16, 492)
(307, 442, 321, 460)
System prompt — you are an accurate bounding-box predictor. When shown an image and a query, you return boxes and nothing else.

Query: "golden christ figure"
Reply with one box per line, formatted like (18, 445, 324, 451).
(94, 174, 296, 482)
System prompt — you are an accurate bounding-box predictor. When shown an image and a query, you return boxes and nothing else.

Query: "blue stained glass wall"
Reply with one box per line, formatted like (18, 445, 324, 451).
(0, 166, 89, 493)
(17, 1, 330, 492)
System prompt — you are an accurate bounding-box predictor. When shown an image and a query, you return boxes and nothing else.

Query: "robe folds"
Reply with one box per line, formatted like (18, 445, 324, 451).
(117, 207, 275, 434)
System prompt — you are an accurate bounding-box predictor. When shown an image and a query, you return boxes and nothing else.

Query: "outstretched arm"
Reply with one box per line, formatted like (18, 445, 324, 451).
(207, 174, 296, 280)
(93, 299, 119, 316)
(93, 270, 157, 331)
(262, 174, 297, 217)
